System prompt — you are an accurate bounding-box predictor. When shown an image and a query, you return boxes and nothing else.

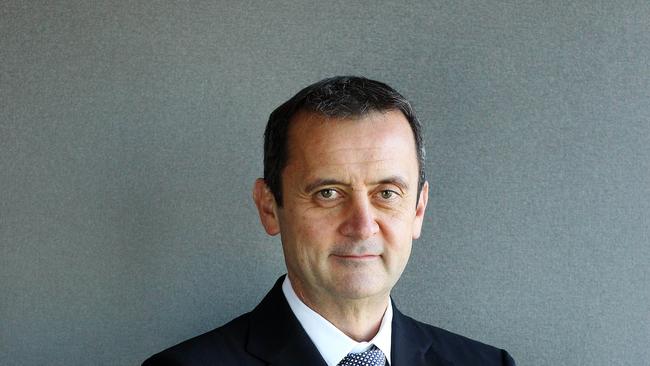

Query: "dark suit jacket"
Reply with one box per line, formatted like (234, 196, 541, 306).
(143, 276, 515, 365)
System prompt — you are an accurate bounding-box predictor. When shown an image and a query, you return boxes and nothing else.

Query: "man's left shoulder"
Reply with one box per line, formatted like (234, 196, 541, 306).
(394, 311, 516, 365)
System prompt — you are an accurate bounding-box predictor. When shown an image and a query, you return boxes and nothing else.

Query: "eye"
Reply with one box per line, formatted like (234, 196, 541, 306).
(378, 190, 398, 200)
(317, 188, 339, 200)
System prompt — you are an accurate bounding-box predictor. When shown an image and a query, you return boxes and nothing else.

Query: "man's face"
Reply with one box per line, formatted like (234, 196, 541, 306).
(254, 110, 428, 306)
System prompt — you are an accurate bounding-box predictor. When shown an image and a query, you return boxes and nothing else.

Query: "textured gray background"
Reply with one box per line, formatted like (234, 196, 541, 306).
(2, 1, 649, 365)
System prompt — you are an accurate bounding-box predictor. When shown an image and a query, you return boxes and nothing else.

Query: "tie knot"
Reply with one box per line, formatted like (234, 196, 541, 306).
(337, 345, 386, 366)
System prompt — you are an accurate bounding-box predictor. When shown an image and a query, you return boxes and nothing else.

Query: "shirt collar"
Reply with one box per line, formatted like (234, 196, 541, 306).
(282, 276, 393, 366)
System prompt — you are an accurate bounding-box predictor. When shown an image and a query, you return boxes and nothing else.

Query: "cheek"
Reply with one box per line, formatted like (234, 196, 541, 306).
(289, 212, 332, 255)
(294, 213, 318, 238)
(380, 212, 414, 240)
(300, 208, 339, 236)
(380, 218, 415, 266)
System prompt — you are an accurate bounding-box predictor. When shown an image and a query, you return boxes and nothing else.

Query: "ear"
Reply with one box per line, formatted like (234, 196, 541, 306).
(412, 181, 429, 239)
(253, 178, 281, 236)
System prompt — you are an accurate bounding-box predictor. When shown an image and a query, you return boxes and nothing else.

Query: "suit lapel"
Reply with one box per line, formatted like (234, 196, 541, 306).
(245, 278, 452, 366)
(246, 276, 328, 366)
(391, 301, 454, 366)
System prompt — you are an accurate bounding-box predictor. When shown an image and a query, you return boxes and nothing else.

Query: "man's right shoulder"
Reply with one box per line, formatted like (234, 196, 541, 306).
(141, 311, 260, 366)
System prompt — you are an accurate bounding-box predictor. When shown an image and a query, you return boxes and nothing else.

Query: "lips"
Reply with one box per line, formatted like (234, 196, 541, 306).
(332, 254, 380, 260)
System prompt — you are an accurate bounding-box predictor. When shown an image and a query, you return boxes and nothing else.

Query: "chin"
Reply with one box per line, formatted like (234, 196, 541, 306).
(333, 275, 390, 300)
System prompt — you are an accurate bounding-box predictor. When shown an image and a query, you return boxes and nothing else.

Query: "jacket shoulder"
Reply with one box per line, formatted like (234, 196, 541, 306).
(142, 312, 262, 366)
(396, 313, 515, 365)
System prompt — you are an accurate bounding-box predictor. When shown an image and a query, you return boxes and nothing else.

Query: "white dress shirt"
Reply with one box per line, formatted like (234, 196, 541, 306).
(282, 276, 393, 366)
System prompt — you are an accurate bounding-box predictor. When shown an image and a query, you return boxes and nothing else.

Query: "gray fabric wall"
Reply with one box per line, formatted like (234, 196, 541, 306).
(2, 1, 649, 365)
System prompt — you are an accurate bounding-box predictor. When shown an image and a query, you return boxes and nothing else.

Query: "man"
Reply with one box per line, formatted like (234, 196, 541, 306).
(143, 76, 515, 365)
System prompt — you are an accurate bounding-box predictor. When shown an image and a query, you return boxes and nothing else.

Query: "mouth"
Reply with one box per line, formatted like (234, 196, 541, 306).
(331, 254, 380, 261)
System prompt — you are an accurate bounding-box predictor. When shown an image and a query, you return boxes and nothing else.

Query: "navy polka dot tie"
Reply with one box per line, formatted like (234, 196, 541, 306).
(337, 345, 386, 366)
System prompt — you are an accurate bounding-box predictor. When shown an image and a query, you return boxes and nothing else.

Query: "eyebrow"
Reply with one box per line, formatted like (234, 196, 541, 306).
(304, 175, 410, 193)
(304, 179, 344, 193)
(375, 176, 410, 191)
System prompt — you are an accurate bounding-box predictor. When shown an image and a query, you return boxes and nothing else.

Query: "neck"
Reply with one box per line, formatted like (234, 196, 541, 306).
(289, 276, 390, 341)
(316, 299, 389, 341)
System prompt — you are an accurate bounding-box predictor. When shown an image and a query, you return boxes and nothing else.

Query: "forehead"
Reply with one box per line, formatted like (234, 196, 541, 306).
(284, 110, 418, 179)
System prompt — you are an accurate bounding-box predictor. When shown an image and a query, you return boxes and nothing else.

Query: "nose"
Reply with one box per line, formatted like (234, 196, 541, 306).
(338, 194, 380, 240)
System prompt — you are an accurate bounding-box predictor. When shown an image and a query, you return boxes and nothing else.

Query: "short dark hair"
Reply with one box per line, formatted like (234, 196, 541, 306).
(263, 76, 425, 206)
